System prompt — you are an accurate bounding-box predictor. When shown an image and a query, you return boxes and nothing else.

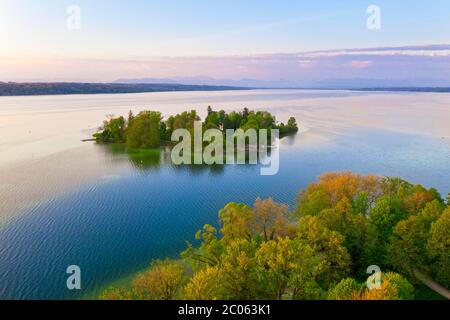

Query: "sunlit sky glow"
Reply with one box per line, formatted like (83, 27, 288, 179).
(1, 0, 450, 83)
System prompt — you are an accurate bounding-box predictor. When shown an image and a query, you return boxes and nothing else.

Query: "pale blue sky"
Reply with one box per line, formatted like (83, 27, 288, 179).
(2, 0, 450, 57)
(1, 0, 450, 82)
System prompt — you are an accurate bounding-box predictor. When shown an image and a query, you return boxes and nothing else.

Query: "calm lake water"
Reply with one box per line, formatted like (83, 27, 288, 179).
(0, 90, 449, 299)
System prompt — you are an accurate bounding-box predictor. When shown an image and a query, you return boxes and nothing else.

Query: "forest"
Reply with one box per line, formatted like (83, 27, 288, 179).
(99, 172, 450, 300)
(0, 82, 244, 96)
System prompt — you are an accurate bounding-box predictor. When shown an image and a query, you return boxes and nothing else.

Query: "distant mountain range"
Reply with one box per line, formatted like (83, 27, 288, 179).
(114, 76, 450, 89)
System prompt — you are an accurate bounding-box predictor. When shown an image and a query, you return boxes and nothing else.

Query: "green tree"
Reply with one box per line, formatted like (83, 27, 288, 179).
(287, 117, 298, 131)
(126, 111, 162, 148)
(205, 109, 220, 129)
(369, 196, 407, 265)
(328, 273, 414, 300)
(297, 216, 351, 289)
(220, 239, 260, 299)
(127, 110, 135, 123)
(353, 192, 369, 215)
(93, 115, 126, 142)
(327, 278, 362, 300)
(166, 110, 200, 138)
(296, 188, 331, 216)
(427, 207, 450, 287)
(242, 107, 249, 122)
(381, 272, 415, 300)
(279, 117, 299, 135)
(224, 111, 242, 130)
(388, 200, 443, 277)
(218, 203, 253, 243)
(318, 197, 377, 276)
(182, 224, 223, 268)
(255, 237, 321, 300)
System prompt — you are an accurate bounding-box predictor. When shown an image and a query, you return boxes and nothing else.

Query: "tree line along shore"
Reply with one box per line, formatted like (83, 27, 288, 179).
(0, 82, 247, 96)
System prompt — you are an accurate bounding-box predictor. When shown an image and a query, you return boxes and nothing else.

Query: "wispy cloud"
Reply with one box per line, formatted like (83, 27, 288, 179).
(2, 45, 450, 85)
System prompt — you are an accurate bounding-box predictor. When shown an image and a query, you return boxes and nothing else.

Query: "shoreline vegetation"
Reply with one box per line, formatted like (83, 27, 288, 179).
(2, 82, 450, 97)
(93, 106, 299, 150)
(99, 172, 450, 300)
(0, 82, 248, 96)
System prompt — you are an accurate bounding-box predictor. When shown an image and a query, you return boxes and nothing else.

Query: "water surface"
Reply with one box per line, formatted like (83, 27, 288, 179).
(0, 90, 449, 299)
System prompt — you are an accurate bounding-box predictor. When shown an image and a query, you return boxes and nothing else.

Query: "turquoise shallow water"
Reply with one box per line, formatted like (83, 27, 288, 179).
(0, 90, 449, 299)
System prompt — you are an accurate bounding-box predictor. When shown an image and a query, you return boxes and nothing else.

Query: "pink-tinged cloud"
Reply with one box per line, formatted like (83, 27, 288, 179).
(297, 60, 315, 69)
(1, 45, 450, 86)
(350, 60, 373, 68)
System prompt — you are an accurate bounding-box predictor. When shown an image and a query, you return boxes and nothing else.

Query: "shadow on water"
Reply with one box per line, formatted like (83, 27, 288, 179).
(103, 143, 165, 171)
(96, 143, 275, 176)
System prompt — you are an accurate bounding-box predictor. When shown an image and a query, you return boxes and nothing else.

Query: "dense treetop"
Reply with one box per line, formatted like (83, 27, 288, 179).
(93, 107, 299, 149)
(100, 172, 449, 300)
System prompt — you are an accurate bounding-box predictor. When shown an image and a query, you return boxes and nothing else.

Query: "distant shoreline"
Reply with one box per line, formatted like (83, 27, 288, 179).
(1, 81, 450, 97)
(0, 82, 250, 97)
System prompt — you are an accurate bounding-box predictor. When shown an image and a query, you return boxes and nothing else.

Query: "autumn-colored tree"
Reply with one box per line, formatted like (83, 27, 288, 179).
(97, 172, 445, 301)
(381, 272, 415, 300)
(353, 281, 400, 300)
(403, 187, 441, 214)
(182, 266, 226, 300)
(328, 273, 414, 300)
(381, 177, 442, 213)
(327, 278, 362, 300)
(132, 259, 186, 300)
(99, 287, 132, 300)
(251, 198, 293, 241)
(353, 273, 414, 300)
(296, 172, 381, 216)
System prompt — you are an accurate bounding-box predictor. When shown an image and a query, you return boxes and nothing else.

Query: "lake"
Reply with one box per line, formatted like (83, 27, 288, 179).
(0, 89, 449, 299)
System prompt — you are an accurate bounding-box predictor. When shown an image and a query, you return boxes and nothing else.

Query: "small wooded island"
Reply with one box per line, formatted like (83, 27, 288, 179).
(93, 107, 299, 148)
